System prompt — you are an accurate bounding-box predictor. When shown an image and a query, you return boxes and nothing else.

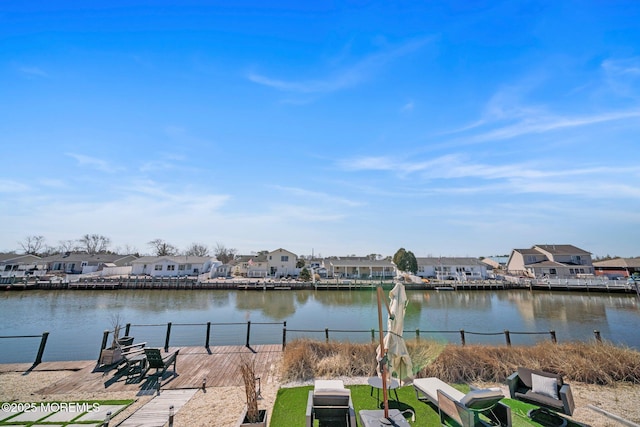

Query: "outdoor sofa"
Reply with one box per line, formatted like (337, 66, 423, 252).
(507, 367, 575, 416)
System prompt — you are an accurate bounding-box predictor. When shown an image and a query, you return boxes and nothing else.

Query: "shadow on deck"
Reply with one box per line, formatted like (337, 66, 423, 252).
(31, 344, 282, 396)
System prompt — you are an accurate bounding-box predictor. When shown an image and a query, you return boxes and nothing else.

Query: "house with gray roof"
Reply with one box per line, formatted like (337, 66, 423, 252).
(506, 244, 594, 278)
(323, 257, 396, 279)
(593, 257, 640, 279)
(0, 253, 47, 278)
(130, 255, 219, 277)
(41, 253, 137, 275)
(416, 257, 488, 281)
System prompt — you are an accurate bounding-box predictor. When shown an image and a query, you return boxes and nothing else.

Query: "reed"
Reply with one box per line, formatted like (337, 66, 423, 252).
(281, 339, 640, 386)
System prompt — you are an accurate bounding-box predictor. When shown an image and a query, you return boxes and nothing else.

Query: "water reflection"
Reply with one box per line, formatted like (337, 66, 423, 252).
(236, 290, 296, 320)
(0, 289, 638, 363)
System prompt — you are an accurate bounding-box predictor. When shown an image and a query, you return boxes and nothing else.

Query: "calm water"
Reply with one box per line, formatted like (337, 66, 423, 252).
(1, 289, 639, 363)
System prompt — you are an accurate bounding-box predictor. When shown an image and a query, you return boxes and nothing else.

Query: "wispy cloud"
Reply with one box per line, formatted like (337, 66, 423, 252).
(451, 109, 640, 144)
(271, 185, 362, 207)
(247, 36, 432, 94)
(0, 179, 31, 192)
(401, 101, 414, 112)
(18, 66, 48, 78)
(338, 153, 640, 199)
(66, 153, 119, 173)
(602, 57, 640, 99)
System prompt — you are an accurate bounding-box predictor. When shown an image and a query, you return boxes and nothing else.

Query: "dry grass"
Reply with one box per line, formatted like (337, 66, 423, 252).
(281, 339, 640, 386)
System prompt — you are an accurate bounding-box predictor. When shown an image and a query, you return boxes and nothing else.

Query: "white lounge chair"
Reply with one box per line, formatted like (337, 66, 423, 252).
(306, 380, 356, 427)
(413, 377, 512, 427)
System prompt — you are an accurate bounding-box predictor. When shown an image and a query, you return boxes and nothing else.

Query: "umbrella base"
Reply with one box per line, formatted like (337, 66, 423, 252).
(359, 409, 411, 427)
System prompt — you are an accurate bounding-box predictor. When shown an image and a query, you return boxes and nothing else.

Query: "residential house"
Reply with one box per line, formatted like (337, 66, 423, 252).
(42, 253, 137, 275)
(323, 257, 396, 279)
(130, 256, 219, 277)
(0, 253, 47, 278)
(593, 258, 640, 279)
(231, 254, 269, 278)
(267, 248, 299, 278)
(211, 263, 234, 278)
(305, 258, 328, 278)
(416, 257, 488, 281)
(506, 244, 594, 278)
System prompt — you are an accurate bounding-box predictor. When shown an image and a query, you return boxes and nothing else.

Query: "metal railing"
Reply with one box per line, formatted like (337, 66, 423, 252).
(0, 332, 49, 367)
(97, 321, 609, 359)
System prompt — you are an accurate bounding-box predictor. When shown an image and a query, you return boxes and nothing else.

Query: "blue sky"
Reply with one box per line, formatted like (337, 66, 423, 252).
(2, 1, 639, 258)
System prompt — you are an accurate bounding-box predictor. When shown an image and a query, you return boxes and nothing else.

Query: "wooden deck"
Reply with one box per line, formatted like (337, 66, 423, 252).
(31, 344, 282, 395)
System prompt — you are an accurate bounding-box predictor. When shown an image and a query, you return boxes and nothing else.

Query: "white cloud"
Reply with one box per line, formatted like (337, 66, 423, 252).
(247, 36, 432, 94)
(271, 185, 362, 207)
(18, 66, 48, 78)
(0, 179, 31, 192)
(401, 101, 414, 112)
(66, 153, 120, 173)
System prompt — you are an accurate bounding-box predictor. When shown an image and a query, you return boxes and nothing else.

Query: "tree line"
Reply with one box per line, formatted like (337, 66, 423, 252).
(10, 236, 423, 273)
(13, 235, 239, 264)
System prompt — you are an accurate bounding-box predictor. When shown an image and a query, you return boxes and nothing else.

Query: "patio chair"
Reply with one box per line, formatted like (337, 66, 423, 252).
(143, 348, 179, 378)
(507, 367, 574, 416)
(306, 380, 356, 427)
(413, 377, 512, 427)
(114, 339, 147, 378)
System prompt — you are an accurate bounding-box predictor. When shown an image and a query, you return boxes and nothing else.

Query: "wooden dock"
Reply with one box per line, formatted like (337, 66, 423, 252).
(24, 345, 282, 395)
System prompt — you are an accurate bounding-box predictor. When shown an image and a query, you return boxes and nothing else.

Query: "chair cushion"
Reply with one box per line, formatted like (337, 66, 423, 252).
(460, 388, 505, 411)
(314, 380, 345, 391)
(531, 373, 559, 400)
(516, 390, 564, 410)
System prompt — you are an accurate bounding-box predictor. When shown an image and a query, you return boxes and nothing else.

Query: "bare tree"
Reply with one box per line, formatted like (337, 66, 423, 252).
(78, 234, 111, 254)
(185, 243, 209, 257)
(214, 243, 237, 264)
(148, 239, 179, 256)
(114, 244, 139, 256)
(19, 235, 46, 255)
(58, 239, 79, 254)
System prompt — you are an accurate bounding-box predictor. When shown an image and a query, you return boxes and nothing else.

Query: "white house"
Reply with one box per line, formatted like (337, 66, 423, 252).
(416, 257, 488, 281)
(0, 253, 48, 278)
(231, 254, 269, 278)
(131, 256, 220, 277)
(323, 257, 396, 279)
(267, 248, 299, 278)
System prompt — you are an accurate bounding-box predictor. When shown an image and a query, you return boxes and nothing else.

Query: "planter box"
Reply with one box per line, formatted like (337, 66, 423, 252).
(237, 407, 267, 427)
(99, 348, 122, 366)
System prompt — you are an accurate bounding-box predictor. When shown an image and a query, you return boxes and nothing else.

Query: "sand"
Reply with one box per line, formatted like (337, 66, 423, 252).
(1, 369, 639, 426)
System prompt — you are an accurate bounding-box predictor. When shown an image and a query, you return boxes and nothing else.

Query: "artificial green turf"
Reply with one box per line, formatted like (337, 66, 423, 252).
(269, 384, 446, 426)
(268, 384, 583, 427)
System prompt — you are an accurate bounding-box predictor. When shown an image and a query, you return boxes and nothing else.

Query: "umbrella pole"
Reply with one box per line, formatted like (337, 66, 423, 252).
(376, 286, 389, 419)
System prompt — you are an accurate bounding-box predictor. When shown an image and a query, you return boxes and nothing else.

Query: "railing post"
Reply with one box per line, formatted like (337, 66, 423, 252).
(460, 329, 466, 346)
(416, 329, 420, 340)
(99, 329, 110, 361)
(125, 323, 131, 336)
(246, 321, 251, 348)
(205, 322, 211, 349)
(371, 329, 375, 342)
(550, 330, 557, 344)
(168, 405, 174, 427)
(325, 328, 329, 343)
(282, 321, 287, 350)
(504, 330, 511, 347)
(594, 330, 602, 343)
(33, 331, 49, 366)
(164, 322, 172, 352)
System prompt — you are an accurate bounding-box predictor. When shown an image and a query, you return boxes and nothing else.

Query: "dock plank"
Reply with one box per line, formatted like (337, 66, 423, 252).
(35, 345, 282, 395)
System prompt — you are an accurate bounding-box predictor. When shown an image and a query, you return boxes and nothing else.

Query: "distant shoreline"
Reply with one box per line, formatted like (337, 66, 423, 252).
(3, 276, 638, 294)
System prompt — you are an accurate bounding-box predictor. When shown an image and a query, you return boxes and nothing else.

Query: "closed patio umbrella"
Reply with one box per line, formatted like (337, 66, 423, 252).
(377, 278, 413, 385)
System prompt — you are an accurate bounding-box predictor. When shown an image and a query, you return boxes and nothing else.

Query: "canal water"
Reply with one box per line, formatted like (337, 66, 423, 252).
(1, 289, 638, 363)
